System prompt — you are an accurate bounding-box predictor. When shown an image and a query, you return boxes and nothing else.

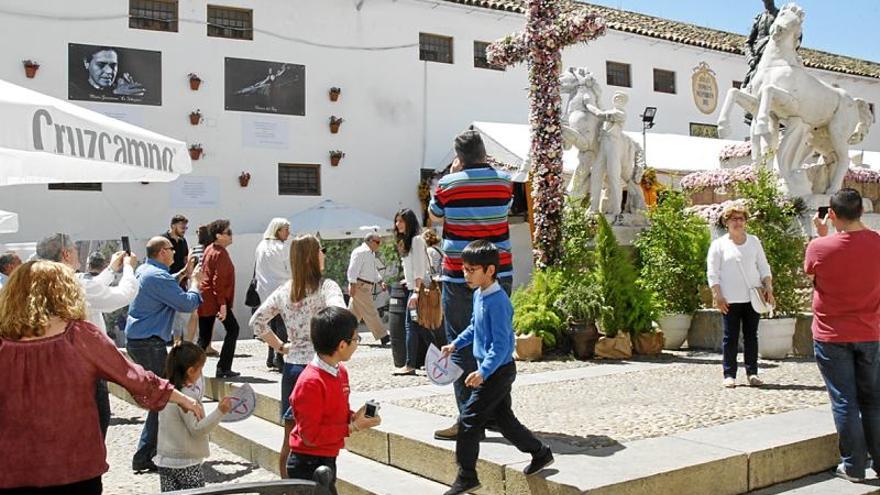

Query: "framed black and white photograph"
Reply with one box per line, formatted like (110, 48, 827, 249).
(225, 57, 305, 116)
(68, 43, 162, 106)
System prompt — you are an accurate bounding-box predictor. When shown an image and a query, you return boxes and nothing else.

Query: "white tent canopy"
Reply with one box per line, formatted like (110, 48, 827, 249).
(0, 78, 191, 186)
(0, 209, 18, 234)
(466, 121, 745, 182)
(289, 200, 394, 240)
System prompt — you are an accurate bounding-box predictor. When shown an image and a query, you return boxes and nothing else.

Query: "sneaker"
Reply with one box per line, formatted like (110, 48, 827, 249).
(132, 460, 158, 473)
(443, 476, 481, 495)
(216, 370, 241, 379)
(834, 463, 866, 483)
(747, 375, 763, 387)
(380, 335, 391, 346)
(723, 377, 736, 388)
(205, 347, 220, 357)
(524, 446, 554, 476)
(434, 423, 459, 440)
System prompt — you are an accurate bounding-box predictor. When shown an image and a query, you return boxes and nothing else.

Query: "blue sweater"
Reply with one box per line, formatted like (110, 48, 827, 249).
(452, 282, 515, 379)
(125, 259, 202, 341)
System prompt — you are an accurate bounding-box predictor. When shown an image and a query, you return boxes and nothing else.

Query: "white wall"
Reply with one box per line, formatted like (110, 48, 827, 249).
(1, 0, 878, 318)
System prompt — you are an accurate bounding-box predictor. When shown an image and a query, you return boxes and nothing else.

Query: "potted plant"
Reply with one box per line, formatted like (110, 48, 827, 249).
(189, 109, 202, 126)
(23, 60, 39, 78)
(555, 275, 604, 359)
(188, 73, 202, 90)
(736, 166, 808, 359)
(511, 268, 565, 361)
(329, 150, 345, 166)
(329, 116, 344, 134)
(188, 144, 203, 161)
(634, 190, 710, 349)
(238, 172, 251, 187)
(329, 87, 341, 102)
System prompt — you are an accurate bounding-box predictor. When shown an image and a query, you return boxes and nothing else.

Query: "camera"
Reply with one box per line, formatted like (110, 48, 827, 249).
(364, 400, 380, 418)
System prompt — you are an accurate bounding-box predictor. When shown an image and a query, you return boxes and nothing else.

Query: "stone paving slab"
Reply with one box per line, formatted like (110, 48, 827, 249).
(749, 473, 880, 494)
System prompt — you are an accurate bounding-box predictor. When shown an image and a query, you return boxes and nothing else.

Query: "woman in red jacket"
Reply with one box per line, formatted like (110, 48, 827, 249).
(198, 219, 240, 378)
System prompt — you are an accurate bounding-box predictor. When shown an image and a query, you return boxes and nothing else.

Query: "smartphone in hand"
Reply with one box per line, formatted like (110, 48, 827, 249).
(818, 206, 830, 219)
(121, 236, 131, 255)
(364, 400, 380, 418)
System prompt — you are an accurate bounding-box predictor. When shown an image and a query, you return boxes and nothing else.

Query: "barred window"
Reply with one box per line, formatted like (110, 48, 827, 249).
(419, 33, 453, 64)
(129, 0, 178, 32)
(278, 164, 320, 196)
(606, 61, 631, 88)
(473, 41, 503, 70)
(207, 5, 253, 40)
(653, 69, 676, 94)
(48, 183, 103, 192)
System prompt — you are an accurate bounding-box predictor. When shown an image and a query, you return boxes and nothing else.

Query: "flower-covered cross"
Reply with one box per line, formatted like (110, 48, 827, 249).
(487, 0, 606, 267)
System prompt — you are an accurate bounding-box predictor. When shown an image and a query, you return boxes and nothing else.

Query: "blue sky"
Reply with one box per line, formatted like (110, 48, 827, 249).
(581, 1, 880, 63)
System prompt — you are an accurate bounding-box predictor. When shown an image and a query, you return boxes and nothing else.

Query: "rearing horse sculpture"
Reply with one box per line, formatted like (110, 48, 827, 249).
(717, 3, 872, 197)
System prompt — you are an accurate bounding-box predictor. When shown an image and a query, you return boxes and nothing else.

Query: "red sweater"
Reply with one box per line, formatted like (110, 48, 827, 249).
(198, 243, 235, 316)
(0, 321, 173, 488)
(289, 362, 352, 457)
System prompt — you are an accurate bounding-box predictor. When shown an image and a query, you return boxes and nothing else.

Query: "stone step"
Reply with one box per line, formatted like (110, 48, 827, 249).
(749, 472, 880, 494)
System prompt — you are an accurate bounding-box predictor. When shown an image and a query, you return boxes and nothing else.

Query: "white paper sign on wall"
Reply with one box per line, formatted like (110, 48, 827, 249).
(170, 176, 220, 208)
(242, 114, 290, 149)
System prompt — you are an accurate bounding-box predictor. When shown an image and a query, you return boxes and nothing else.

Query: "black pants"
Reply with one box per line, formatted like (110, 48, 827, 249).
(456, 361, 542, 480)
(0, 477, 102, 495)
(266, 314, 287, 366)
(286, 453, 337, 495)
(198, 310, 240, 373)
(95, 379, 110, 439)
(721, 302, 760, 378)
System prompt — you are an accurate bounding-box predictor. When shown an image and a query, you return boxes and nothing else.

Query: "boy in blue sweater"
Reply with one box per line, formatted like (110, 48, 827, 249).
(440, 240, 553, 495)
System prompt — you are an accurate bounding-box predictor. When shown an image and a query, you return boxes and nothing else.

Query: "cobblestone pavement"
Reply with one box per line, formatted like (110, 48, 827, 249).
(103, 395, 276, 495)
(395, 351, 830, 452)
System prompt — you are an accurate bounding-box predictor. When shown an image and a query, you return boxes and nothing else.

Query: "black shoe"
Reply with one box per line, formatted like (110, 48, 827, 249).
(380, 335, 391, 346)
(273, 355, 285, 370)
(132, 460, 158, 473)
(216, 370, 241, 379)
(443, 476, 481, 495)
(523, 446, 554, 476)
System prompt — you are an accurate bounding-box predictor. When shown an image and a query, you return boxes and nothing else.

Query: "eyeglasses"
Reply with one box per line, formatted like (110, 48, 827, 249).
(462, 265, 484, 274)
(223, 230, 233, 236)
(370, 240, 381, 246)
(345, 333, 362, 344)
(161, 246, 175, 252)
(727, 216, 746, 223)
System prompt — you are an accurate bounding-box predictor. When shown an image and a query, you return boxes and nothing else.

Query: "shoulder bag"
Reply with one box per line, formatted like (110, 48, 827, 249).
(736, 259, 773, 316)
(245, 264, 260, 308)
(416, 243, 444, 331)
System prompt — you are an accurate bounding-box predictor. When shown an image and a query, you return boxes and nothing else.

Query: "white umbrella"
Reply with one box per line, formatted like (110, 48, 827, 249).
(0, 79, 191, 186)
(0, 209, 18, 234)
(289, 199, 394, 240)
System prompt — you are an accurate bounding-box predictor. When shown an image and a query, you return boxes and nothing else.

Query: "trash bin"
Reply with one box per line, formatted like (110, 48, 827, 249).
(388, 283, 407, 368)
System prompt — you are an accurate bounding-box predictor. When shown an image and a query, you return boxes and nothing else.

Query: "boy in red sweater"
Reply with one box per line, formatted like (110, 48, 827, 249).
(287, 307, 381, 493)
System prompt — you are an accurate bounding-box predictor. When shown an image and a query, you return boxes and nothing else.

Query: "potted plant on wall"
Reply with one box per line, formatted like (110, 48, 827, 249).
(238, 172, 251, 187)
(188, 73, 202, 90)
(188, 144, 203, 160)
(634, 190, 711, 349)
(23, 60, 40, 78)
(511, 268, 565, 361)
(329, 150, 345, 166)
(189, 109, 202, 126)
(737, 166, 808, 359)
(329, 87, 341, 102)
(329, 116, 344, 134)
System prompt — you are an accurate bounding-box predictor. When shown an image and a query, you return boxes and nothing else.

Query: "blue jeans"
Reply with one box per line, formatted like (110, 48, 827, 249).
(404, 288, 436, 369)
(126, 336, 168, 468)
(721, 302, 760, 378)
(814, 340, 880, 478)
(442, 278, 512, 413)
(280, 363, 307, 422)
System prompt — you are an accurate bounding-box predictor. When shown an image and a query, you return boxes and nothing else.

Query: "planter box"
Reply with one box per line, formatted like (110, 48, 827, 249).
(792, 313, 815, 357)
(659, 313, 693, 350)
(758, 317, 797, 359)
(513, 334, 542, 361)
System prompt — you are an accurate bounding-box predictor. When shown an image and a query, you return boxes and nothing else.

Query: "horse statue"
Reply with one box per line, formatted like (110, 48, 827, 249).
(717, 3, 872, 198)
(559, 67, 646, 220)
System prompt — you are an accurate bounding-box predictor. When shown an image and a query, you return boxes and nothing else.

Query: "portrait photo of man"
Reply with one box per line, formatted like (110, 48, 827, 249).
(69, 43, 162, 106)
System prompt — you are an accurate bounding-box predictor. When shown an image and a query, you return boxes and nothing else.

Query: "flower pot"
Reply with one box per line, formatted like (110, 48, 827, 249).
(189, 78, 201, 90)
(24, 64, 39, 79)
(513, 334, 543, 361)
(568, 320, 599, 360)
(633, 331, 664, 356)
(330, 156, 342, 166)
(189, 113, 201, 126)
(594, 332, 632, 360)
(329, 123, 341, 134)
(659, 313, 692, 350)
(188, 148, 202, 161)
(329, 90, 340, 102)
(758, 317, 797, 359)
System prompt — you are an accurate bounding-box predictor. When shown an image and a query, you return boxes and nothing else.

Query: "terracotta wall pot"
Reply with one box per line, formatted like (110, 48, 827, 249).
(633, 331, 665, 356)
(188, 148, 202, 160)
(329, 91, 340, 102)
(330, 156, 341, 166)
(24, 64, 39, 78)
(758, 317, 796, 359)
(189, 113, 201, 125)
(189, 78, 201, 90)
(513, 334, 543, 361)
(568, 321, 599, 360)
(659, 313, 693, 350)
(329, 123, 340, 134)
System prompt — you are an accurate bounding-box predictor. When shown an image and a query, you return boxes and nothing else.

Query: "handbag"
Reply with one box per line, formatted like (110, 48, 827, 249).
(416, 244, 444, 331)
(736, 259, 774, 315)
(245, 264, 260, 308)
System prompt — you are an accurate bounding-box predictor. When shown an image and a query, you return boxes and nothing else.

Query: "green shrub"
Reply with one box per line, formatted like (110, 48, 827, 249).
(634, 190, 710, 315)
(512, 268, 565, 347)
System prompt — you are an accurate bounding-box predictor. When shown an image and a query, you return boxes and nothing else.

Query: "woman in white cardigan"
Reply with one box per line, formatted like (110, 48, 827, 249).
(393, 208, 435, 376)
(254, 217, 291, 369)
(707, 203, 775, 388)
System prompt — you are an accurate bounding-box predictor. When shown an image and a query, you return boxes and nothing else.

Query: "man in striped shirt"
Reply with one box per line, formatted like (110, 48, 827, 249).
(429, 130, 514, 440)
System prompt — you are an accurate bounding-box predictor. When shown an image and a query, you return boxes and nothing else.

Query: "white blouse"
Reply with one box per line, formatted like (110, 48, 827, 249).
(706, 234, 772, 304)
(249, 279, 345, 364)
(401, 235, 430, 289)
(254, 239, 291, 301)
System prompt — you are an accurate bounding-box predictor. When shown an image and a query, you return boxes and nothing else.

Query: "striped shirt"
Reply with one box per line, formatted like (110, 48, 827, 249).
(429, 165, 513, 283)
